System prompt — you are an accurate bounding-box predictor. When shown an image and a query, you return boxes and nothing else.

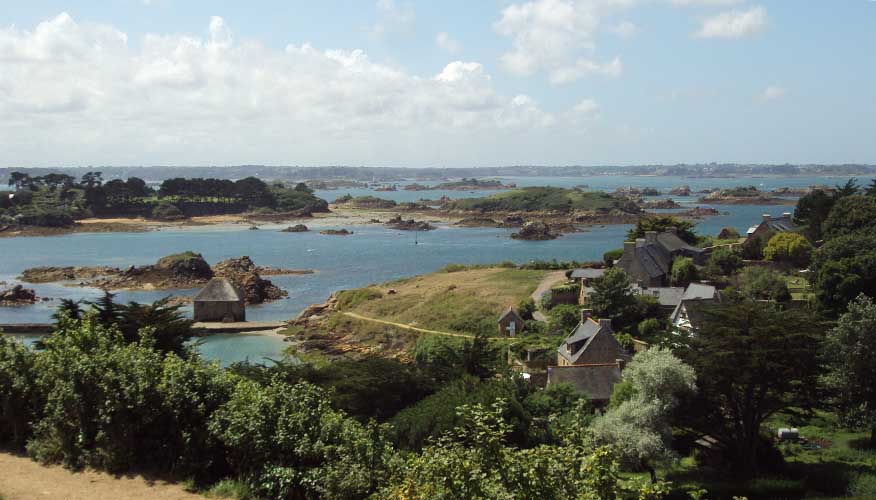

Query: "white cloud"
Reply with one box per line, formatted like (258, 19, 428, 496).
(435, 31, 461, 54)
(493, 0, 626, 85)
(0, 13, 597, 165)
(759, 85, 786, 102)
(695, 6, 767, 39)
(371, 0, 415, 38)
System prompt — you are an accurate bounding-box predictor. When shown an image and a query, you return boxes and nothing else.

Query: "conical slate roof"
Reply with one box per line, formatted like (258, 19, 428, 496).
(194, 277, 244, 302)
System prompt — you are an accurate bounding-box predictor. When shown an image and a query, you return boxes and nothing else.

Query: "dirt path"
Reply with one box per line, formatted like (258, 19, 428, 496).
(0, 453, 208, 500)
(341, 311, 518, 343)
(530, 271, 568, 322)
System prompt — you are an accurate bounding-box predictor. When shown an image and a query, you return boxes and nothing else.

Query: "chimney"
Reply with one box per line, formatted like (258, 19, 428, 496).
(635, 238, 646, 248)
(623, 241, 635, 257)
(782, 212, 792, 220)
(616, 358, 626, 371)
(762, 214, 772, 223)
(599, 318, 613, 332)
(645, 231, 657, 244)
(581, 308, 593, 322)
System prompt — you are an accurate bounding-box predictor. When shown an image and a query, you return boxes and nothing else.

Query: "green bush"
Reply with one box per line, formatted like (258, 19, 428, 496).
(764, 232, 813, 268)
(603, 248, 623, 266)
(18, 209, 74, 227)
(0, 335, 38, 448)
(849, 473, 876, 497)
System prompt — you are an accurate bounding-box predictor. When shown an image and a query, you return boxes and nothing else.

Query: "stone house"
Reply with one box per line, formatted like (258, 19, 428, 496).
(616, 229, 705, 287)
(497, 306, 524, 337)
(193, 277, 245, 322)
(746, 213, 799, 245)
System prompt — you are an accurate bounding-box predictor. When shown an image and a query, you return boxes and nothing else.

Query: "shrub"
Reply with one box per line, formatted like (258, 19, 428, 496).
(603, 248, 623, 266)
(764, 232, 813, 268)
(547, 304, 580, 335)
(18, 209, 74, 227)
(849, 473, 876, 497)
(0, 335, 38, 449)
(706, 246, 743, 277)
(670, 257, 697, 286)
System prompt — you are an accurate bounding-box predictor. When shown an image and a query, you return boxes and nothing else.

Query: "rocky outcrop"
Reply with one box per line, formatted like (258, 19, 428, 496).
(213, 256, 288, 304)
(385, 215, 436, 231)
(281, 224, 309, 232)
(455, 217, 500, 227)
(0, 284, 37, 305)
(403, 183, 431, 191)
(320, 229, 353, 235)
(669, 185, 692, 196)
(155, 252, 213, 280)
(511, 221, 558, 241)
(678, 206, 723, 218)
(19, 253, 298, 304)
(290, 292, 339, 327)
(20, 266, 118, 283)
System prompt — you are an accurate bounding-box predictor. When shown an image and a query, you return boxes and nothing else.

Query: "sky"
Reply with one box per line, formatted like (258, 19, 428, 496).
(0, 0, 874, 168)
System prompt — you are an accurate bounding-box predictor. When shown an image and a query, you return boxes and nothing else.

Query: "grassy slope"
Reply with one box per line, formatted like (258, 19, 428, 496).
(447, 187, 627, 213)
(335, 267, 546, 337)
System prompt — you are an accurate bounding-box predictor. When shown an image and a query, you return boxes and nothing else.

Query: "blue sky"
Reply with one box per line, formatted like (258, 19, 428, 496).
(1, 0, 874, 167)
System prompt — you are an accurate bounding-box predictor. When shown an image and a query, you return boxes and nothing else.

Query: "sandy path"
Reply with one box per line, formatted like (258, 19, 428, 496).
(0, 453, 208, 500)
(530, 271, 568, 322)
(341, 311, 518, 343)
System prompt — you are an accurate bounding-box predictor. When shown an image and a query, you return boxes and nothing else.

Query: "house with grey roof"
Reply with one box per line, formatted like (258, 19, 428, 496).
(746, 213, 799, 244)
(193, 277, 245, 322)
(616, 229, 706, 287)
(547, 315, 632, 403)
(671, 283, 720, 333)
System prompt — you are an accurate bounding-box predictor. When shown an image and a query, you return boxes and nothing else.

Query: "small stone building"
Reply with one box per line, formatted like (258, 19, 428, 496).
(193, 277, 245, 322)
(746, 213, 798, 244)
(498, 306, 524, 337)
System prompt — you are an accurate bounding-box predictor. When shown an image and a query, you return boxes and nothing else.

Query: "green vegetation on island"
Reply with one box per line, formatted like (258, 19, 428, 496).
(447, 186, 639, 213)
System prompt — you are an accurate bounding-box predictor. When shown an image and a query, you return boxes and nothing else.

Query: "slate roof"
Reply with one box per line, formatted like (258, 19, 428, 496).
(498, 306, 522, 323)
(748, 215, 798, 236)
(557, 318, 617, 364)
(656, 232, 702, 254)
(548, 364, 623, 402)
(635, 243, 673, 279)
(571, 268, 606, 280)
(194, 277, 244, 303)
(681, 283, 718, 301)
(631, 285, 685, 307)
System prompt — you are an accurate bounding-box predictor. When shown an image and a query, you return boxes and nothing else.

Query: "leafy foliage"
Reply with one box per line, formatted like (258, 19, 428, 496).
(737, 267, 791, 303)
(670, 257, 697, 287)
(794, 188, 835, 240)
(678, 302, 822, 478)
(705, 246, 743, 278)
(763, 232, 813, 268)
(548, 304, 581, 335)
(627, 216, 698, 245)
(810, 231, 876, 314)
(821, 294, 876, 446)
(822, 195, 876, 240)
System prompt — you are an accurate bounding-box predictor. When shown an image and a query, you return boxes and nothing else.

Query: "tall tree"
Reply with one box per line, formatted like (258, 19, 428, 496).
(589, 267, 638, 329)
(822, 195, 876, 240)
(627, 216, 698, 245)
(590, 348, 697, 482)
(810, 231, 876, 314)
(794, 188, 834, 241)
(677, 302, 822, 478)
(821, 294, 876, 446)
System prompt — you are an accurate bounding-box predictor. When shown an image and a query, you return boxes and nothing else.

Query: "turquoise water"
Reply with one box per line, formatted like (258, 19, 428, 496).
(6, 332, 293, 367)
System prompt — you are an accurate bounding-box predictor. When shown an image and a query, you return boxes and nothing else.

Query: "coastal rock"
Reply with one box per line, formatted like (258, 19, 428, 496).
(320, 229, 353, 235)
(19, 266, 119, 283)
(213, 256, 288, 304)
(385, 215, 436, 231)
(669, 185, 692, 196)
(291, 292, 339, 327)
(502, 215, 525, 227)
(679, 206, 723, 218)
(403, 183, 431, 191)
(155, 252, 213, 280)
(510, 221, 558, 241)
(281, 224, 309, 233)
(454, 217, 500, 227)
(0, 284, 37, 305)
